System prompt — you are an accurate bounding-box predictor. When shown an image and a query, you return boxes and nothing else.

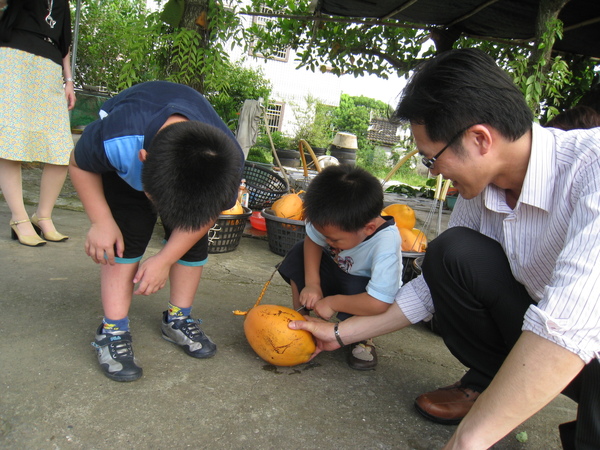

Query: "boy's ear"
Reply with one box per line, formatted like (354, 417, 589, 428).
(138, 149, 148, 162)
(364, 219, 378, 235)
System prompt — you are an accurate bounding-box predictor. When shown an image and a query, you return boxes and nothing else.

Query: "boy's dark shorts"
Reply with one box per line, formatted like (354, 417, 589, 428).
(102, 172, 208, 266)
(278, 240, 370, 319)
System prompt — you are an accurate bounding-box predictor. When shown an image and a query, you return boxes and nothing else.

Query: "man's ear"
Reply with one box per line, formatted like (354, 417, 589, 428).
(469, 124, 493, 156)
(138, 149, 148, 162)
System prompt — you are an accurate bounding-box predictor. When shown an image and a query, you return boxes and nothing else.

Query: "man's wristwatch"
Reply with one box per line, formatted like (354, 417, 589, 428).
(334, 323, 345, 346)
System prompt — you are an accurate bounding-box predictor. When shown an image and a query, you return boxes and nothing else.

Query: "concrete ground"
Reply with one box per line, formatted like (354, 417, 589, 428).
(0, 167, 576, 449)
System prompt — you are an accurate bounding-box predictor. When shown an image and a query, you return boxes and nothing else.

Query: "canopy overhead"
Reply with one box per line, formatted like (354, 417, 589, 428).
(315, 0, 600, 58)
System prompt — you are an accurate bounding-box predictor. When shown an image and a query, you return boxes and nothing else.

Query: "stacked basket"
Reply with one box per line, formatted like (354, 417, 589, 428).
(243, 162, 288, 210)
(261, 208, 306, 256)
(208, 207, 252, 253)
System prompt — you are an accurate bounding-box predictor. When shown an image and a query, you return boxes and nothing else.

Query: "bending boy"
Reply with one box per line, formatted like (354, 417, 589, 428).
(69, 81, 243, 382)
(278, 165, 402, 370)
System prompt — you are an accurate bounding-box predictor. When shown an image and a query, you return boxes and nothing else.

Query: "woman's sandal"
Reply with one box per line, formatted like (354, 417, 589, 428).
(10, 219, 47, 247)
(31, 213, 69, 242)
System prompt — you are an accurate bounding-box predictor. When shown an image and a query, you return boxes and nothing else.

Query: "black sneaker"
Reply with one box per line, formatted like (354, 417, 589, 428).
(161, 311, 217, 358)
(92, 325, 143, 382)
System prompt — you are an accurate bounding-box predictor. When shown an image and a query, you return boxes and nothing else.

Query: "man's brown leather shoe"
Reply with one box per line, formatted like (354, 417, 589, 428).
(414, 382, 480, 425)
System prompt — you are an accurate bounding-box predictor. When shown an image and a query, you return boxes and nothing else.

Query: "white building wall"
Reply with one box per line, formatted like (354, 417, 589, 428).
(256, 58, 342, 136)
(229, 8, 342, 137)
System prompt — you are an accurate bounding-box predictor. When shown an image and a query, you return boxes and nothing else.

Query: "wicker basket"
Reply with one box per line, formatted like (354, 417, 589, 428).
(208, 207, 251, 253)
(243, 162, 288, 210)
(261, 208, 306, 256)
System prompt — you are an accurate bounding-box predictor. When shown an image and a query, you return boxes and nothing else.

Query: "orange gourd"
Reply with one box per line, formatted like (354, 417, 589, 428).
(221, 200, 244, 215)
(399, 227, 427, 253)
(272, 193, 304, 221)
(382, 203, 416, 231)
(244, 304, 316, 366)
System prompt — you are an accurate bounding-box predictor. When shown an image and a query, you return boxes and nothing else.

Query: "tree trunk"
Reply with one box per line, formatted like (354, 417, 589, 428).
(530, 0, 569, 71)
(177, 0, 209, 92)
(179, 0, 208, 29)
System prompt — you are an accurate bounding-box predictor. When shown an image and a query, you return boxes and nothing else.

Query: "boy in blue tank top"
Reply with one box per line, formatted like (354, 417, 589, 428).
(70, 81, 244, 382)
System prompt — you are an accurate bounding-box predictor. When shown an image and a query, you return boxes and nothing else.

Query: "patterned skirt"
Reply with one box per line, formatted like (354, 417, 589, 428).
(0, 47, 73, 165)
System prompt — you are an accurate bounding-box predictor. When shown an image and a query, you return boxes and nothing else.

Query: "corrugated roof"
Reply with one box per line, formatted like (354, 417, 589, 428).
(368, 118, 402, 146)
(316, 0, 600, 58)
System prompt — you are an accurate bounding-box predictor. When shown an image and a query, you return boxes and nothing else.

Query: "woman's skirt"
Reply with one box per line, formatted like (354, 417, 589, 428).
(0, 47, 73, 165)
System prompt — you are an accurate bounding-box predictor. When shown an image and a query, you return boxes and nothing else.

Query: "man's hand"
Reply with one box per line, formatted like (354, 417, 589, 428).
(133, 255, 171, 295)
(290, 303, 413, 360)
(443, 332, 585, 449)
(289, 317, 341, 360)
(85, 220, 124, 264)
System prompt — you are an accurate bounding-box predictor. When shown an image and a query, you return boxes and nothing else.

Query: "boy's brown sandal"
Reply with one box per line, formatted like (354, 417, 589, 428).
(347, 339, 378, 370)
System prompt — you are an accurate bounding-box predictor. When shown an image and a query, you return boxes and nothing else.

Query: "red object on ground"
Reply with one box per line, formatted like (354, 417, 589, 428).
(250, 211, 267, 231)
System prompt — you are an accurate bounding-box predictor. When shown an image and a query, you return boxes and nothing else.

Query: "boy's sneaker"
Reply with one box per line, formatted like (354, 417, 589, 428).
(161, 311, 217, 358)
(91, 325, 143, 382)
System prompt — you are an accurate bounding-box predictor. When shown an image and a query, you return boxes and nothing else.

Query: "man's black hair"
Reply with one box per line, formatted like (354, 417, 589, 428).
(304, 165, 383, 232)
(544, 105, 600, 130)
(142, 121, 242, 231)
(393, 48, 533, 144)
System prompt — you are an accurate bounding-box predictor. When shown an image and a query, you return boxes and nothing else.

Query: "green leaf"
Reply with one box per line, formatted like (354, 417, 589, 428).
(515, 431, 528, 443)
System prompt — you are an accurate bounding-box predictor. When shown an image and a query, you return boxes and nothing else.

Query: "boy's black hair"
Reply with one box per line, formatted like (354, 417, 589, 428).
(393, 48, 533, 146)
(142, 121, 242, 231)
(304, 165, 383, 232)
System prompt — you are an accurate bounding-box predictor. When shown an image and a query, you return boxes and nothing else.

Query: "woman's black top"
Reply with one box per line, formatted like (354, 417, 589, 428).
(0, 0, 71, 65)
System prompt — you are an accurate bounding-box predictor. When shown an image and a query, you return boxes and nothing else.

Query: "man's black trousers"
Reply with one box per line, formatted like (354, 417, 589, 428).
(421, 227, 599, 449)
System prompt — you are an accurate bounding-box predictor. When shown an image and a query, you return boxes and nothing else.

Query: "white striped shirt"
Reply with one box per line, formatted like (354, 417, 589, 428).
(396, 123, 600, 363)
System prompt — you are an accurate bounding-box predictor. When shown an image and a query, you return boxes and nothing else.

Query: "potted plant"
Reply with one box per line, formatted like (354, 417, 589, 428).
(269, 132, 300, 167)
(445, 187, 459, 210)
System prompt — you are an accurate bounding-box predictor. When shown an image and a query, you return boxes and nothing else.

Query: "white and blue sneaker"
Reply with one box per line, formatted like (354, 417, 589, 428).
(161, 311, 217, 358)
(92, 325, 143, 382)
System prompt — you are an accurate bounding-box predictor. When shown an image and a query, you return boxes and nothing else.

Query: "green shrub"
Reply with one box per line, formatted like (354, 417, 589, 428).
(247, 146, 273, 164)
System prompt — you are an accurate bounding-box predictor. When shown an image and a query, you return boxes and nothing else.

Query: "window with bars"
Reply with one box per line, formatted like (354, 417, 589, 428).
(265, 102, 284, 133)
(250, 5, 290, 62)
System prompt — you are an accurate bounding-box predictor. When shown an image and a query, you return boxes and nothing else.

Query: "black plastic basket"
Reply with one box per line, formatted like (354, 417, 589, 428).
(208, 207, 251, 253)
(243, 162, 288, 210)
(261, 208, 306, 256)
(401, 251, 424, 285)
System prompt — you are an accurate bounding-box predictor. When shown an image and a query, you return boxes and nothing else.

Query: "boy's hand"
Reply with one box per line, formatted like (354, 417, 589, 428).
(313, 298, 336, 320)
(133, 255, 170, 295)
(299, 284, 323, 310)
(85, 221, 124, 265)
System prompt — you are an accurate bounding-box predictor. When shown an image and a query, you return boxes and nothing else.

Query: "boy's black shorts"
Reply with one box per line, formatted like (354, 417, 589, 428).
(277, 240, 370, 297)
(102, 172, 208, 265)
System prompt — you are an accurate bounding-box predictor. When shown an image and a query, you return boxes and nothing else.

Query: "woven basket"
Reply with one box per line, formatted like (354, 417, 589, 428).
(261, 208, 306, 256)
(243, 162, 288, 210)
(207, 207, 251, 253)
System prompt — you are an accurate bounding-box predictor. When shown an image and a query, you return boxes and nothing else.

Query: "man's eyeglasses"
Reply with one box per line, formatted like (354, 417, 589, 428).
(421, 125, 474, 169)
